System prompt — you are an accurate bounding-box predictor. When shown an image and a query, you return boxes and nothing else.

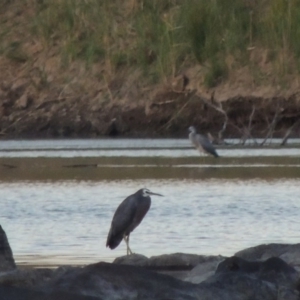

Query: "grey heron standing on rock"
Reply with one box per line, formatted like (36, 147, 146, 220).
(106, 188, 163, 255)
(188, 126, 219, 157)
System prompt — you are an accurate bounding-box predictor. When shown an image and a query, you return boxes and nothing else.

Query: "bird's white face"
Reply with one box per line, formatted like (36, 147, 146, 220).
(142, 188, 151, 197)
(141, 188, 163, 197)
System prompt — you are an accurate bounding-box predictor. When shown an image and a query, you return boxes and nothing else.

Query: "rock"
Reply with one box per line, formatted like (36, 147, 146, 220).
(216, 256, 297, 274)
(113, 253, 149, 267)
(216, 256, 261, 273)
(148, 253, 220, 269)
(0, 256, 295, 300)
(235, 243, 300, 270)
(277, 286, 299, 300)
(235, 243, 300, 260)
(0, 262, 280, 300)
(0, 225, 16, 271)
(113, 253, 224, 282)
(0, 268, 55, 288)
(3, 241, 300, 300)
(114, 253, 222, 269)
(184, 256, 224, 284)
(259, 257, 297, 274)
(280, 248, 300, 271)
(0, 285, 100, 300)
(113, 253, 220, 270)
(42, 262, 200, 300)
(216, 256, 299, 291)
(0, 265, 79, 289)
(41, 259, 283, 300)
(200, 272, 277, 300)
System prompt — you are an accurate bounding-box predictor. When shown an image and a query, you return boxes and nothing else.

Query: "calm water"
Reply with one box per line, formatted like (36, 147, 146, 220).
(0, 139, 300, 266)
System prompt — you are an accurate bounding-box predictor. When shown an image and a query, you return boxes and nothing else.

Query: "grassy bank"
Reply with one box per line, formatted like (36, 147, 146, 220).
(29, 0, 191, 83)
(1, 0, 300, 89)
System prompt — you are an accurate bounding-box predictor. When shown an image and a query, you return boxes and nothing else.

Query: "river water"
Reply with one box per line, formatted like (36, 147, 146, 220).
(0, 139, 300, 266)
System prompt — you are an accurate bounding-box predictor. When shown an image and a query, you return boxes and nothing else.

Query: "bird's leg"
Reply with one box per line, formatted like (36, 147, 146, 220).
(127, 235, 133, 255)
(123, 234, 133, 255)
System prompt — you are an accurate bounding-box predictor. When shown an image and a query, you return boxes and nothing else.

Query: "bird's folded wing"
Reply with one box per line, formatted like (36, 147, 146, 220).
(111, 196, 137, 235)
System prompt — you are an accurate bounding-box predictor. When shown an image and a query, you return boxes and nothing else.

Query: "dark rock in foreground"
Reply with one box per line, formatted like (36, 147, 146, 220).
(0, 225, 16, 272)
(1, 224, 300, 300)
(39, 261, 280, 300)
(235, 243, 300, 271)
(1, 258, 298, 300)
(43, 262, 200, 300)
(113, 253, 149, 267)
(216, 256, 299, 293)
(0, 285, 100, 300)
(0, 267, 75, 288)
(40, 259, 298, 300)
(114, 252, 225, 281)
(216, 256, 297, 276)
(200, 272, 277, 300)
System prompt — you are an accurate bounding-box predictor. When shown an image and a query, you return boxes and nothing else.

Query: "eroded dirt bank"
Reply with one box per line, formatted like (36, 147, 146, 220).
(1, 76, 300, 140)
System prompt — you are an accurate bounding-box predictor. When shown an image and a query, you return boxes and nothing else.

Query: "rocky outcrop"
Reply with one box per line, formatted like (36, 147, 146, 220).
(1, 225, 300, 300)
(114, 252, 224, 282)
(0, 285, 100, 300)
(235, 243, 300, 271)
(39, 260, 297, 300)
(199, 272, 278, 300)
(215, 256, 299, 293)
(114, 252, 223, 269)
(42, 262, 200, 300)
(216, 256, 297, 275)
(0, 266, 75, 288)
(113, 253, 149, 267)
(0, 225, 16, 272)
(183, 257, 224, 284)
(0, 258, 297, 300)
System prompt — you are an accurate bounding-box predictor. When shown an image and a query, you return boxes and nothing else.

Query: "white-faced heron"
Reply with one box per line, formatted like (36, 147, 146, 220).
(106, 188, 163, 255)
(188, 126, 219, 157)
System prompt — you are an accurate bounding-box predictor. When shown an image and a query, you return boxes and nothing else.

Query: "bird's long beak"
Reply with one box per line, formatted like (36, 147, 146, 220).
(149, 192, 163, 197)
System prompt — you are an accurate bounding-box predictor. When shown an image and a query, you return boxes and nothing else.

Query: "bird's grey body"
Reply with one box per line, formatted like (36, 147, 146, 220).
(106, 188, 163, 255)
(188, 126, 219, 157)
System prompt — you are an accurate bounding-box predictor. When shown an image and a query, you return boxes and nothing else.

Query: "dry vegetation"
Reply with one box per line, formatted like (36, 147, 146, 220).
(0, 0, 300, 138)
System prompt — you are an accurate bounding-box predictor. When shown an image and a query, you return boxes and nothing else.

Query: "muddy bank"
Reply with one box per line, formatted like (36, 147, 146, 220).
(1, 79, 300, 140)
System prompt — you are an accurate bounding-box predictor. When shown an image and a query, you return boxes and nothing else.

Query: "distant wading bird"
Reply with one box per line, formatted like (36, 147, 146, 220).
(188, 126, 219, 158)
(106, 188, 163, 255)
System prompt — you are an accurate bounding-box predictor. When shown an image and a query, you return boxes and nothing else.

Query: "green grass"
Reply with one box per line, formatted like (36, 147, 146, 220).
(261, 0, 300, 73)
(183, 0, 251, 62)
(29, 0, 191, 80)
(2, 0, 300, 87)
